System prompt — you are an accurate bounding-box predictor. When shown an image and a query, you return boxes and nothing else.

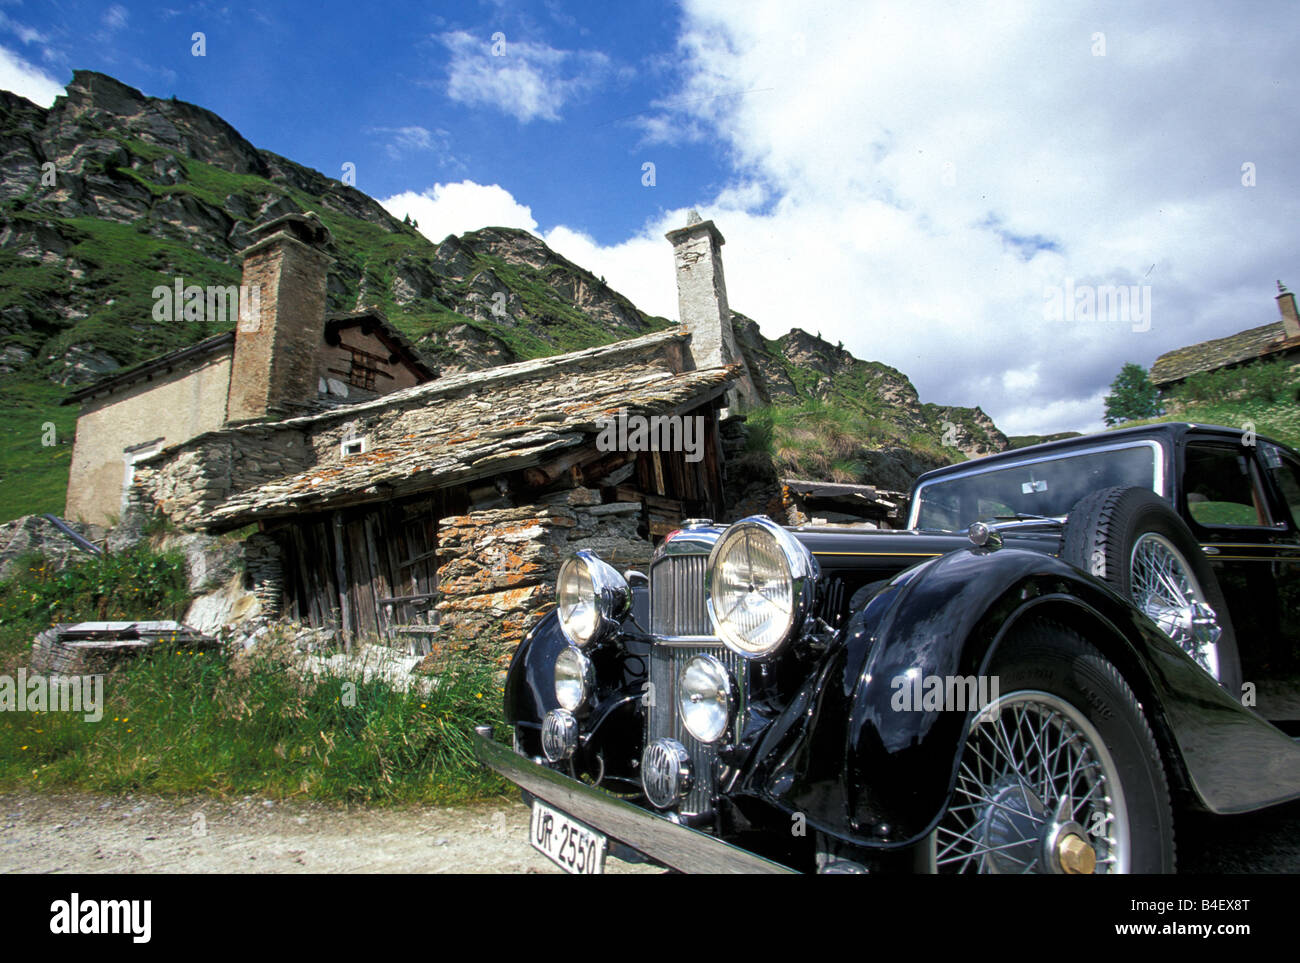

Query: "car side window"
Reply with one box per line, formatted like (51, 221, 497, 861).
(1182, 443, 1273, 527)
(1267, 451, 1300, 529)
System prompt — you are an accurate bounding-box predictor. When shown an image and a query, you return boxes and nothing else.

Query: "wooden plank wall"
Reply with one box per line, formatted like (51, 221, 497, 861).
(632, 402, 726, 536)
(274, 493, 445, 644)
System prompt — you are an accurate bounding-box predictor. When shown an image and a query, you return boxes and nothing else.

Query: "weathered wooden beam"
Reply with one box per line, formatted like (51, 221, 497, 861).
(331, 512, 351, 654)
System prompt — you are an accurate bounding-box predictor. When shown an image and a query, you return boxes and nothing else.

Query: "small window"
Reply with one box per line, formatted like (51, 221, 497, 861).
(1183, 444, 1272, 527)
(347, 349, 379, 391)
(341, 437, 366, 458)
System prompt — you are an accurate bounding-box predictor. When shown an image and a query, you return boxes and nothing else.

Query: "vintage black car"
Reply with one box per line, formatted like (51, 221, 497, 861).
(472, 422, 1300, 873)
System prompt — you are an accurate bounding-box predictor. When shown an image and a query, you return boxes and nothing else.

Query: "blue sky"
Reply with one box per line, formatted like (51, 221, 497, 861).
(1, 0, 720, 244)
(3, 1, 1300, 437)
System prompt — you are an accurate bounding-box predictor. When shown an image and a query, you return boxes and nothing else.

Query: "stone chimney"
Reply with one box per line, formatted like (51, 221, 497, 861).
(666, 210, 757, 410)
(1277, 281, 1300, 340)
(226, 212, 333, 423)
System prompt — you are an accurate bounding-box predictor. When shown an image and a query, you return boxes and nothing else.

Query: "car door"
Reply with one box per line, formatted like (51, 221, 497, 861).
(1178, 437, 1288, 689)
(1256, 442, 1300, 684)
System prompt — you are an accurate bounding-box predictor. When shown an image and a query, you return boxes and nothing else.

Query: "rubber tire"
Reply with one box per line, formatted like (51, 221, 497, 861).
(930, 621, 1176, 873)
(1061, 485, 1242, 696)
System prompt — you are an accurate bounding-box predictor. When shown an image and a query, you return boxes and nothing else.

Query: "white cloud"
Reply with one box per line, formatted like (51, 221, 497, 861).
(365, 124, 458, 165)
(0, 12, 47, 46)
(380, 180, 538, 240)
(439, 29, 608, 123)
(383, 3, 1299, 438)
(600, 0, 1300, 436)
(0, 43, 63, 107)
(101, 4, 129, 32)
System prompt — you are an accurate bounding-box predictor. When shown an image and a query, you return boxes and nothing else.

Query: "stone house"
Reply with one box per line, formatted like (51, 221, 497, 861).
(1150, 282, 1300, 391)
(80, 211, 754, 662)
(63, 212, 435, 526)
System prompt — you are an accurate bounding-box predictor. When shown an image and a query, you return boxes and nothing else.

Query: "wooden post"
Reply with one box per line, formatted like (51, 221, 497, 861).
(331, 512, 352, 653)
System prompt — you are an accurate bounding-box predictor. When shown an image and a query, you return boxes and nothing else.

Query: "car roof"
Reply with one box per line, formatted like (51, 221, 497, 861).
(913, 421, 1296, 489)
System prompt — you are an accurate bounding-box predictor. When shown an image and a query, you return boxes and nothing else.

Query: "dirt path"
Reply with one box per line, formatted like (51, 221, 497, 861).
(0, 791, 656, 874)
(3, 789, 1297, 873)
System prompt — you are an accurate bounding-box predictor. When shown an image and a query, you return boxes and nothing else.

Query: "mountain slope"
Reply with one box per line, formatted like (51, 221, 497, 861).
(0, 69, 1008, 522)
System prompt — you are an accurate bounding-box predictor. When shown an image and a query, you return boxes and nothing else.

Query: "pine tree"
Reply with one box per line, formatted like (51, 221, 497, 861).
(1103, 362, 1163, 426)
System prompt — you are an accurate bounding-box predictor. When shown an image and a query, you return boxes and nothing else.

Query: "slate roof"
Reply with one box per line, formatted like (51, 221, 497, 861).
(1149, 320, 1298, 386)
(203, 328, 737, 525)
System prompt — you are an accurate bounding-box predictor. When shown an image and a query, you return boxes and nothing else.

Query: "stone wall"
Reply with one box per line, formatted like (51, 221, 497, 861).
(134, 425, 313, 529)
(226, 230, 332, 422)
(431, 490, 652, 665)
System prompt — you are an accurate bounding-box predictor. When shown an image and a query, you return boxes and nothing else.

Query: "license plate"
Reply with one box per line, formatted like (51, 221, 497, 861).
(530, 799, 607, 874)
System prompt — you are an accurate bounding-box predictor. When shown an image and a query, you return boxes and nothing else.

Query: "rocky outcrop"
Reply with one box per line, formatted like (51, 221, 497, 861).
(731, 311, 1009, 489)
(0, 71, 672, 392)
(0, 514, 104, 581)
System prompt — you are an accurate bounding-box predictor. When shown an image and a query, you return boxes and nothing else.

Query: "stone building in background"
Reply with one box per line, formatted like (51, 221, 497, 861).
(84, 210, 751, 663)
(62, 212, 435, 526)
(1150, 282, 1300, 392)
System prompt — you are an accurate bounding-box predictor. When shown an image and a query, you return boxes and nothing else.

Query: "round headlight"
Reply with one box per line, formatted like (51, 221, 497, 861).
(554, 645, 594, 712)
(556, 551, 630, 647)
(678, 654, 733, 743)
(706, 516, 818, 659)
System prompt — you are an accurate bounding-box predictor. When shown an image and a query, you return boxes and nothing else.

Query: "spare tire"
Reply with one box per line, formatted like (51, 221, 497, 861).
(1062, 485, 1241, 696)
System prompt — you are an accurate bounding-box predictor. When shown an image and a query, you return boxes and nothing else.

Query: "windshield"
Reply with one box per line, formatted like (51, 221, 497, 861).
(911, 442, 1161, 531)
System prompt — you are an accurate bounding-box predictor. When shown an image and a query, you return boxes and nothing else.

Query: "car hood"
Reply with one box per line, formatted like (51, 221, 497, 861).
(789, 523, 1063, 577)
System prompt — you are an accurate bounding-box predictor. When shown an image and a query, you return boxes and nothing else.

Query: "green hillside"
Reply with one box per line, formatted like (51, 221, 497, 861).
(1118, 356, 1300, 450)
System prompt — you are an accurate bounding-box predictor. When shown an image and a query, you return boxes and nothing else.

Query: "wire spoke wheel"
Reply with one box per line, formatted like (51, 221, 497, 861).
(931, 691, 1130, 874)
(1129, 532, 1223, 681)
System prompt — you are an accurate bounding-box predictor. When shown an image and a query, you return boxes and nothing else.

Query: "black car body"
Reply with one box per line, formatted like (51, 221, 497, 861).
(473, 422, 1300, 873)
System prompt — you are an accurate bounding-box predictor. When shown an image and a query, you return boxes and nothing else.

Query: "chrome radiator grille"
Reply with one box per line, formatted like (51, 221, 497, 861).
(649, 555, 711, 637)
(645, 642, 746, 817)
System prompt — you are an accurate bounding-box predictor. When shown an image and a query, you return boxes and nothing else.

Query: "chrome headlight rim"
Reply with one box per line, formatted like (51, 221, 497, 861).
(556, 550, 631, 647)
(553, 644, 595, 713)
(677, 653, 735, 744)
(705, 515, 818, 660)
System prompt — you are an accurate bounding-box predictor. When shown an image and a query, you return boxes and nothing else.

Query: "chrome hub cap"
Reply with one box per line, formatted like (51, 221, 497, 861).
(932, 692, 1129, 873)
(1130, 533, 1223, 680)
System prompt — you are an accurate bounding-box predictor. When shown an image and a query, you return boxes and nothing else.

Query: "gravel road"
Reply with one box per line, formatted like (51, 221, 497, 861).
(0, 791, 656, 874)
(1, 789, 1296, 873)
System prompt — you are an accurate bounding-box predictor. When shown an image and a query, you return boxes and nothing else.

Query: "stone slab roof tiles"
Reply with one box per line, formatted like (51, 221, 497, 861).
(202, 331, 736, 525)
(1150, 320, 1295, 386)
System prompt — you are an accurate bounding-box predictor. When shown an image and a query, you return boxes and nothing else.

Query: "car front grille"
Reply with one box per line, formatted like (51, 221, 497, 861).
(646, 643, 746, 817)
(650, 554, 711, 638)
(646, 553, 745, 818)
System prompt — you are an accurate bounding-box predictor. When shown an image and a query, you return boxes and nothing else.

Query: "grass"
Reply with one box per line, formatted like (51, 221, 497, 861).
(0, 547, 192, 664)
(0, 548, 508, 805)
(0, 640, 506, 804)
(744, 396, 951, 483)
(0, 380, 78, 521)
